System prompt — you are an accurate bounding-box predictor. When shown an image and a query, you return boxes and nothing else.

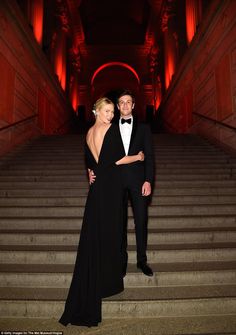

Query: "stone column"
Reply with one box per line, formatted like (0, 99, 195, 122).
(69, 47, 81, 111)
(52, 1, 70, 91)
(54, 29, 67, 90)
(149, 46, 162, 111)
(161, 1, 178, 90)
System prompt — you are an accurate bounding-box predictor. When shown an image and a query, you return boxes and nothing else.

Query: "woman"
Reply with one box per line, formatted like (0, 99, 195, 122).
(59, 97, 144, 327)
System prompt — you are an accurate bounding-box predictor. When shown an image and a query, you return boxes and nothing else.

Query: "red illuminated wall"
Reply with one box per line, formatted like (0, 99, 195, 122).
(185, 0, 201, 45)
(161, 0, 236, 152)
(164, 30, 177, 90)
(54, 31, 67, 91)
(215, 54, 232, 121)
(70, 74, 79, 111)
(0, 1, 71, 156)
(0, 53, 15, 124)
(30, 0, 44, 46)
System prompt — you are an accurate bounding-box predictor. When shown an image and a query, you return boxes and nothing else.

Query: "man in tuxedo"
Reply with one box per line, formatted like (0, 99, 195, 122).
(117, 90, 154, 277)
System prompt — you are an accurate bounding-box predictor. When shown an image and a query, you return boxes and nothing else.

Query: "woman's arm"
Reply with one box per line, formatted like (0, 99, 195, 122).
(116, 151, 144, 165)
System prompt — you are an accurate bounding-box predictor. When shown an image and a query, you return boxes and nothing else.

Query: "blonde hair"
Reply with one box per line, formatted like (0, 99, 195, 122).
(93, 97, 114, 115)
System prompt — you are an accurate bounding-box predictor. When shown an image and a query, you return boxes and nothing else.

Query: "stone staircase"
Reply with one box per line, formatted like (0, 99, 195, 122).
(0, 133, 236, 332)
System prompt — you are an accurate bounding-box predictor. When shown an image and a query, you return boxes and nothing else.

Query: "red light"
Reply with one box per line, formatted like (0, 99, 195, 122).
(91, 62, 140, 85)
(32, 0, 44, 45)
(186, 0, 198, 45)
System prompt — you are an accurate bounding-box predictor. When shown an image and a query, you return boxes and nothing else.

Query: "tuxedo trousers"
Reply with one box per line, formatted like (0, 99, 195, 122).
(122, 176, 148, 265)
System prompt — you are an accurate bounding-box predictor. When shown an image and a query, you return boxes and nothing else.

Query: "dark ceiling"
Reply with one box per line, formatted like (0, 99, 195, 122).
(76, 0, 165, 45)
(64, 0, 164, 84)
(79, 0, 151, 45)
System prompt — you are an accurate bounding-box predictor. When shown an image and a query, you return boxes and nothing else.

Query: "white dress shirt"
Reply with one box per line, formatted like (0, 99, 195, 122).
(119, 116, 133, 155)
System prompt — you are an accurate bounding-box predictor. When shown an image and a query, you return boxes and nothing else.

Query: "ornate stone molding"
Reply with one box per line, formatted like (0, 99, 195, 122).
(160, 0, 176, 32)
(149, 45, 159, 73)
(55, 0, 70, 32)
(69, 46, 81, 73)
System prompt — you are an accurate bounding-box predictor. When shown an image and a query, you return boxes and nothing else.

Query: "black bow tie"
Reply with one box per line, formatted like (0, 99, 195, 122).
(121, 118, 132, 124)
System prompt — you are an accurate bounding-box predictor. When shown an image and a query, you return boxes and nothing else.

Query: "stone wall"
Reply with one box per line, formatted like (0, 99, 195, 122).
(161, 0, 236, 153)
(0, 1, 71, 156)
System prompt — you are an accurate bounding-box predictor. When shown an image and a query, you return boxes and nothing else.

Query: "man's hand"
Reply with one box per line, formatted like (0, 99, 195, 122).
(88, 169, 96, 185)
(142, 181, 151, 196)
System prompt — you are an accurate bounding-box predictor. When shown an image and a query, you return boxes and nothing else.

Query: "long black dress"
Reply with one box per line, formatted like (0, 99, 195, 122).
(59, 123, 125, 327)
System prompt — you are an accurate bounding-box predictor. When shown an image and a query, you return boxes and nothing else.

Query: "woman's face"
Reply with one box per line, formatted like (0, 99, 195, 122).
(97, 103, 114, 124)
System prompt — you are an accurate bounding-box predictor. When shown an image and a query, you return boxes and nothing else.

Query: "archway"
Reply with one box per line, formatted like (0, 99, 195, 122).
(90, 62, 145, 120)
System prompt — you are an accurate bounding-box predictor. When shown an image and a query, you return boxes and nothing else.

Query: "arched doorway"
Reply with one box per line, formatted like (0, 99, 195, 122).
(90, 62, 146, 120)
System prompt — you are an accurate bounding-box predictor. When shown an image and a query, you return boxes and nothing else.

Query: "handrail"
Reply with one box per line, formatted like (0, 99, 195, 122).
(193, 112, 236, 132)
(0, 114, 38, 132)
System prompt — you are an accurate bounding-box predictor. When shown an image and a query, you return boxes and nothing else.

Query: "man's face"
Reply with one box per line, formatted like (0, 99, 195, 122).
(117, 95, 134, 118)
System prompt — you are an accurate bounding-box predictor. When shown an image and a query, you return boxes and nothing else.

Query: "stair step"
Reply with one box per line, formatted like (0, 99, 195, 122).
(0, 230, 236, 245)
(0, 244, 235, 264)
(1, 285, 236, 301)
(0, 179, 235, 189)
(3, 158, 232, 165)
(1, 195, 236, 206)
(0, 204, 236, 217)
(2, 159, 233, 170)
(0, 187, 236, 197)
(0, 315, 235, 334)
(0, 174, 235, 182)
(1, 162, 236, 171)
(6, 155, 231, 164)
(2, 155, 234, 163)
(0, 215, 235, 230)
(0, 287, 235, 318)
(0, 262, 235, 287)
(0, 168, 235, 176)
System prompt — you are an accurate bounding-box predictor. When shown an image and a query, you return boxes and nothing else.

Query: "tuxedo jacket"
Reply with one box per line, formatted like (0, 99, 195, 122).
(117, 117, 154, 186)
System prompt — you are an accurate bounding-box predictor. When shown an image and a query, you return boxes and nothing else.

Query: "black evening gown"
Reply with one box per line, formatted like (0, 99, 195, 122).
(59, 123, 125, 327)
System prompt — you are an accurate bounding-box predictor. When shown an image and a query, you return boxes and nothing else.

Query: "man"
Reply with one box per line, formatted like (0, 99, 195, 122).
(89, 90, 154, 277)
(117, 90, 154, 277)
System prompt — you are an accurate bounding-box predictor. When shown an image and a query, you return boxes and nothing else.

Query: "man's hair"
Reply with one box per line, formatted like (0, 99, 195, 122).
(117, 89, 135, 104)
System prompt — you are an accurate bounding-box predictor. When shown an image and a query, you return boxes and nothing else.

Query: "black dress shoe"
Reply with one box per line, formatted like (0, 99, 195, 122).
(137, 262, 153, 276)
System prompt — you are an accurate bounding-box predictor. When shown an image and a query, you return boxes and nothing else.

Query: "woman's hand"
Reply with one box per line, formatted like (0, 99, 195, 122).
(138, 151, 145, 161)
(88, 169, 96, 184)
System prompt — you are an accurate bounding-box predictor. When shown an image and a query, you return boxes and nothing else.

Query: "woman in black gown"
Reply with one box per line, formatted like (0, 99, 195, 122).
(59, 97, 144, 327)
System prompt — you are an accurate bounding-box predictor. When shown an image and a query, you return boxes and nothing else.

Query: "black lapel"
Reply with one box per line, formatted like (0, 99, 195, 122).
(128, 116, 138, 154)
